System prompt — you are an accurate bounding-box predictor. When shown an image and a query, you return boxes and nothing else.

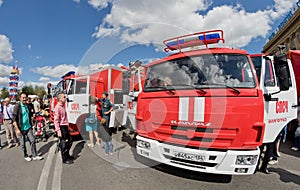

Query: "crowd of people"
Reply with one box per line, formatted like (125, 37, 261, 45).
(0, 91, 115, 164)
(0, 94, 44, 161)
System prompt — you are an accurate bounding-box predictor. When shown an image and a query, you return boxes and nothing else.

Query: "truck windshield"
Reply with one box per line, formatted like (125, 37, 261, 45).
(144, 54, 256, 91)
(53, 80, 65, 97)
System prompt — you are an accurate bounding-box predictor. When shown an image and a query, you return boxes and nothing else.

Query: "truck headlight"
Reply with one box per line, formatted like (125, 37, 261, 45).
(235, 155, 258, 165)
(137, 140, 150, 150)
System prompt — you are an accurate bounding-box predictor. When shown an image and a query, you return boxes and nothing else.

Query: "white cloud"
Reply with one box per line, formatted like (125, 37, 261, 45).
(0, 77, 9, 87)
(30, 62, 124, 84)
(28, 44, 32, 50)
(25, 81, 47, 89)
(88, 0, 113, 10)
(270, 0, 298, 20)
(91, 0, 298, 49)
(31, 64, 79, 78)
(89, 63, 105, 71)
(39, 77, 50, 82)
(73, 0, 80, 3)
(0, 63, 11, 77)
(79, 62, 123, 74)
(0, 0, 3, 7)
(0, 35, 14, 63)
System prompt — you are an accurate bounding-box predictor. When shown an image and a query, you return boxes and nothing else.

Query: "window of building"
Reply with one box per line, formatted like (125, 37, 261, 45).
(291, 34, 296, 50)
(285, 43, 289, 51)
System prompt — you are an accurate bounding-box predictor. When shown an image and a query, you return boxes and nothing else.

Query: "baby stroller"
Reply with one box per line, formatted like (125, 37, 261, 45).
(34, 113, 47, 142)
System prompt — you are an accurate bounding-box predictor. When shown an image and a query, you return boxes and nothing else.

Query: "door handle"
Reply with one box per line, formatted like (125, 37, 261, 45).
(82, 104, 88, 107)
(292, 104, 298, 108)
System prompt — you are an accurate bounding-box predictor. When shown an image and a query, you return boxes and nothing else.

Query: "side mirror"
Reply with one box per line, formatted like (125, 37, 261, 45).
(274, 54, 290, 91)
(122, 71, 131, 79)
(67, 98, 73, 102)
(278, 65, 289, 91)
(264, 94, 279, 101)
(122, 71, 131, 94)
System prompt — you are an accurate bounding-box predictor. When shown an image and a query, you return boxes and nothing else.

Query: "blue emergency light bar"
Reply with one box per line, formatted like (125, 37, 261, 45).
(163, 30, 224, 52)
(61, 71, 75, 79)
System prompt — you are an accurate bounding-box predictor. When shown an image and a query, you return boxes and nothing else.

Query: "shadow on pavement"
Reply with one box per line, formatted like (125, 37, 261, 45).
(38, 140, 56, 156)
(121, 131, 136, 148)
(153, 163, 232, 183)
(72, 140, 85, 160)
(270, 168, 300, 185)
(279, 140, 300, 158)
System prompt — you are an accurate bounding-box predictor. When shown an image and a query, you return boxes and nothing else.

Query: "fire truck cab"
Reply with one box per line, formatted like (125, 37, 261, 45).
(121, 30, 297, 175)
(251, 52, 297, 143)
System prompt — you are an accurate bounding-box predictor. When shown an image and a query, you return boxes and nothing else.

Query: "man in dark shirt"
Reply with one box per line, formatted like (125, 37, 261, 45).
(27, 97, 35, 125)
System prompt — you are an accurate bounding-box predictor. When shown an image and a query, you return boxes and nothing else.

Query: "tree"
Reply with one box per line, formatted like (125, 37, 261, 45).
(0, 87, 9, 99)
(1, 85, 47, 100)
(34, 85, 47, 98)
(21, 85, 35, 95)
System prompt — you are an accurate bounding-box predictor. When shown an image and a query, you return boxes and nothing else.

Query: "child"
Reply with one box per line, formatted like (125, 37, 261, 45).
(85, 105, 101, 147)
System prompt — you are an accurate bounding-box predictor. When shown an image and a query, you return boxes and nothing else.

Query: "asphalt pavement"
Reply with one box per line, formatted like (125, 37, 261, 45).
(0, 126, 299, 190)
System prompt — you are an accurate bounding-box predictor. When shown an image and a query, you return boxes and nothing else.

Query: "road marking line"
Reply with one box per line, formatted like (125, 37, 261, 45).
(286, 169, 300, 176)
(51, 152, 62, 190)
(37, 143, 56, 190)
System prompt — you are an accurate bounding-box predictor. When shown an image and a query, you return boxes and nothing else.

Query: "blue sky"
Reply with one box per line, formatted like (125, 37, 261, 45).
(0, 0, 299, 89)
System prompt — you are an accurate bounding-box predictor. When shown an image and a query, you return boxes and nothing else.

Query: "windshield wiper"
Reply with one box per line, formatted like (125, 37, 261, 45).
(200, 82, 240, 94)
(192, 85, 207, 94)
(177, 84, 207, 94)
(145, 85, 175, 94)
(159, 85, 176, 94)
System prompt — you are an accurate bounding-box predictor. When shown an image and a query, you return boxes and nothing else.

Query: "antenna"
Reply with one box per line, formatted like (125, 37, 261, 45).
(230, 31, 233, 49)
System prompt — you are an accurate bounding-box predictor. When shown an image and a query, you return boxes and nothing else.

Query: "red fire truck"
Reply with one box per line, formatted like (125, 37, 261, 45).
(120, 30, 297, 175)
(48, 30, 298, 175)
(48, 66, 125, 136)
(288, 50, 300, 100)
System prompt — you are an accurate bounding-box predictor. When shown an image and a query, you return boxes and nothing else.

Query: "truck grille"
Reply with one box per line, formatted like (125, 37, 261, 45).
(154, 124, 238, 148)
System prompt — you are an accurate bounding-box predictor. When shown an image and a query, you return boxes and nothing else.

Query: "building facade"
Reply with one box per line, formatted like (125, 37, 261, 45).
(263, 4, 300, 54)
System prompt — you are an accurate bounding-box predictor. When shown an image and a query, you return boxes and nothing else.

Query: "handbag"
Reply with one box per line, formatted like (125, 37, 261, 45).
(85, 112, 97, 124)
(100, 117, 106, 125)
(295, 126, 300, 137)
(85, 117, 96, 124)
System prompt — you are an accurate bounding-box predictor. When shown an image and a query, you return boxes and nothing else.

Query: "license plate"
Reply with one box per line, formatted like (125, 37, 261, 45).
(174, 152, 205, 162)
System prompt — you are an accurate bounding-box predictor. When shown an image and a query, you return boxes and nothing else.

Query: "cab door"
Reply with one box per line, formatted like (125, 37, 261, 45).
(122, 67, 144, 131)
(67, 76, 90, 125)
(260, 55, 297, 143)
